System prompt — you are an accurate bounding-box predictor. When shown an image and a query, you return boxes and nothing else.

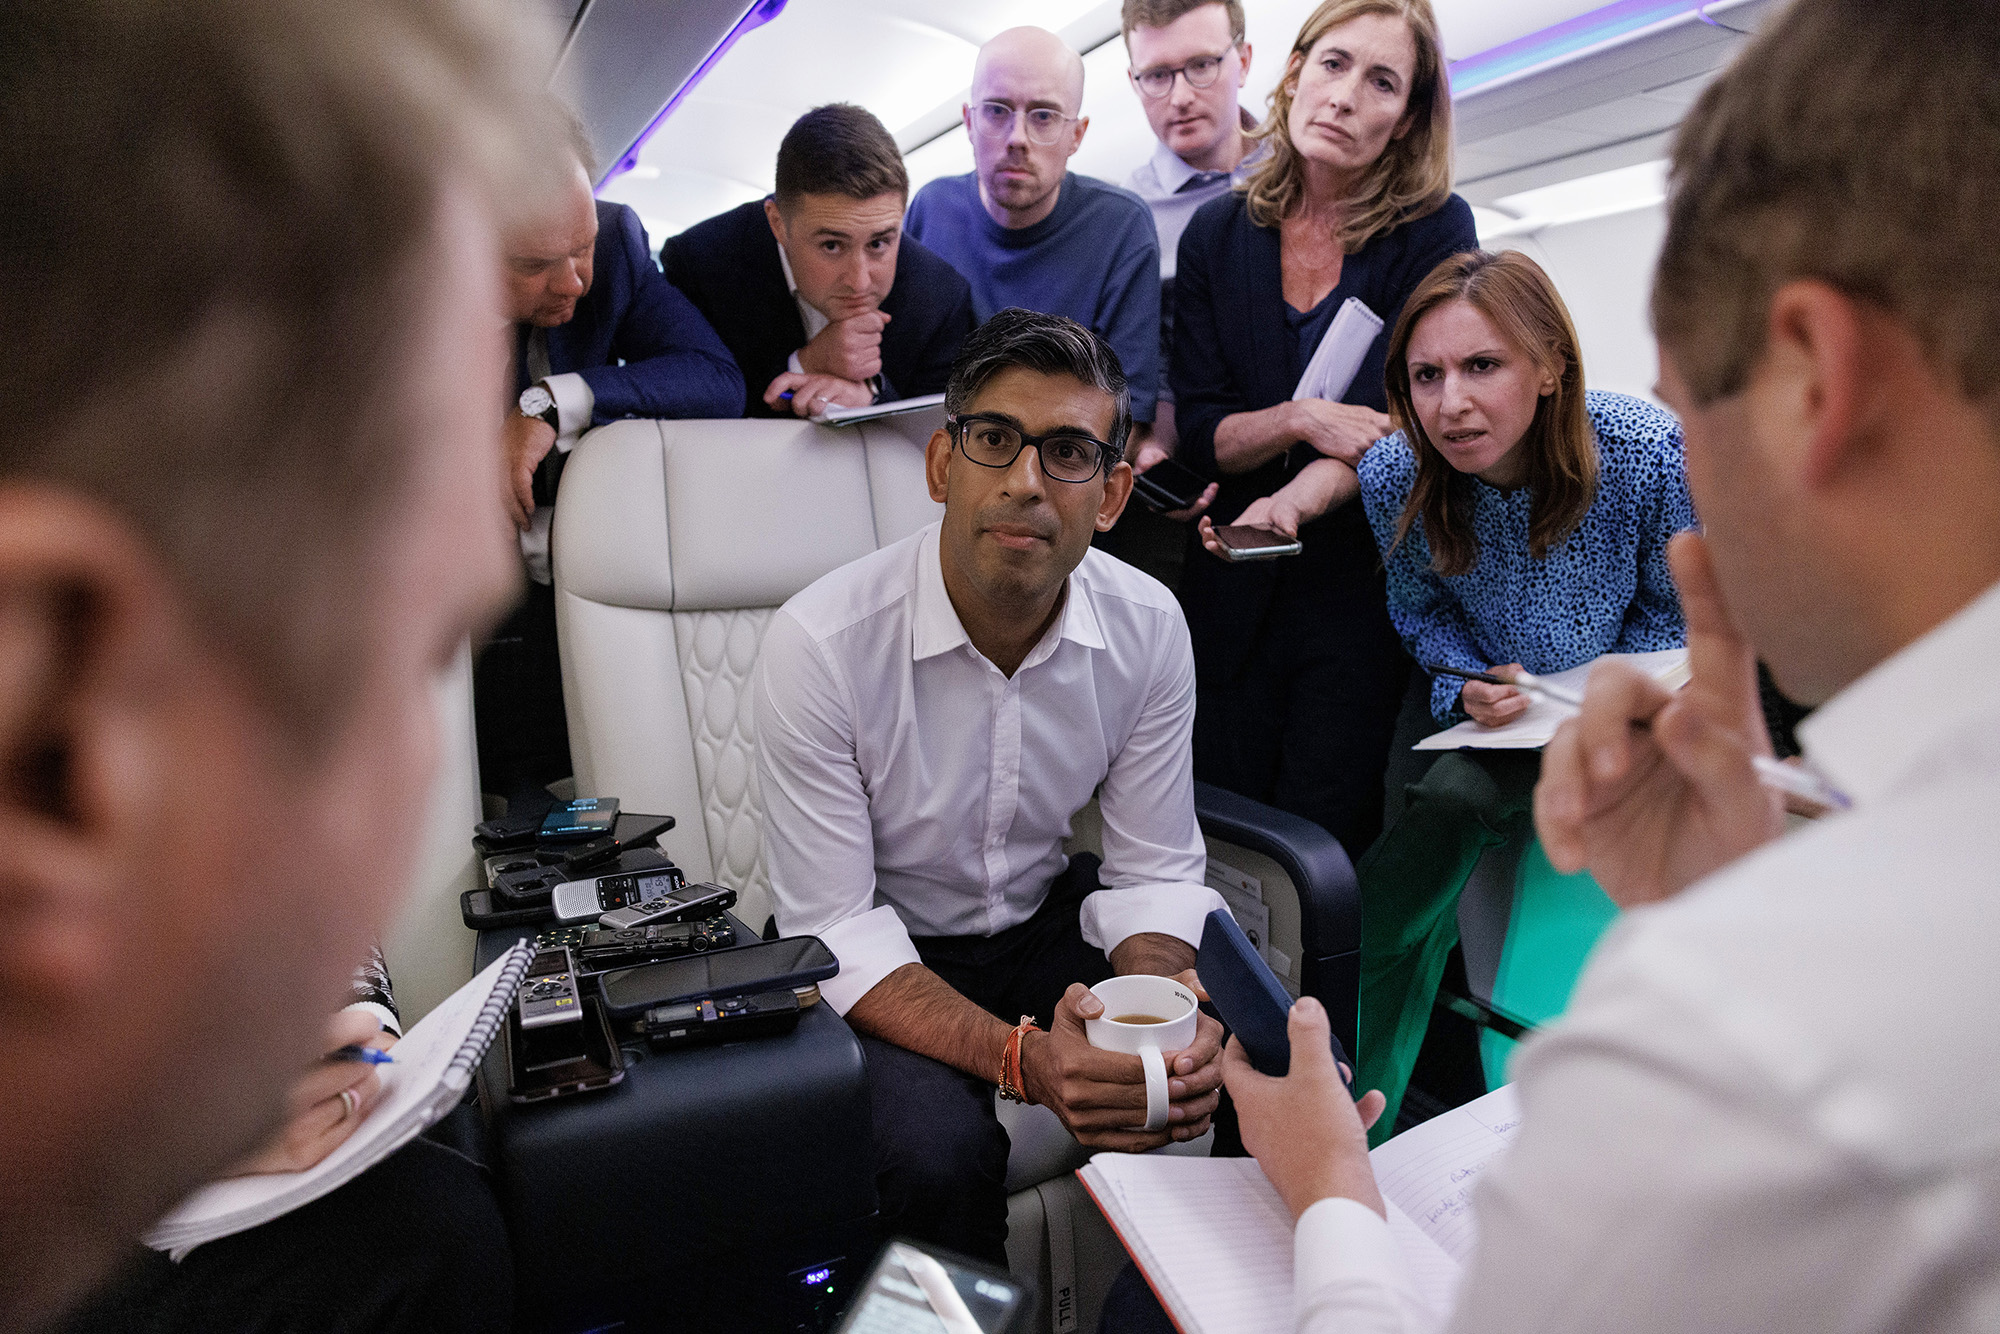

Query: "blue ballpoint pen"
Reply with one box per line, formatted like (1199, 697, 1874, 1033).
(329, 1044, 395, 1065)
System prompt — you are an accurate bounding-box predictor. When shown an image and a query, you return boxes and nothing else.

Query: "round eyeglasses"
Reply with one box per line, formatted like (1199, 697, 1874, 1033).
(947, 413, 1117, 484)
(970, 100, 1079, 146)
(1130, 52, 1231, 99)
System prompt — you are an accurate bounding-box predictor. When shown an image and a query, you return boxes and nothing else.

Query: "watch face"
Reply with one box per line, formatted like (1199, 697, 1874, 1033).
(518, 385, 555, 418)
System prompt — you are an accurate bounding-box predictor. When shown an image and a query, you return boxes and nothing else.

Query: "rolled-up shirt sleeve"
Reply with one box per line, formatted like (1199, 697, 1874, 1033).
(1080, 610, 1227, 955)
(755, 610, 919, 1013)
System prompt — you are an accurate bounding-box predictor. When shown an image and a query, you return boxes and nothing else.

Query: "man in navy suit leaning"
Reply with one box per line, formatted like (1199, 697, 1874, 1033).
(663, 103, 977, 421)
(482, 116, 742, 796)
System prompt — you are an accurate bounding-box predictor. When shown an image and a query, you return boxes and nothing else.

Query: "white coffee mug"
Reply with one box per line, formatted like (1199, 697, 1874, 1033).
(1083, 975, 1200, 1132)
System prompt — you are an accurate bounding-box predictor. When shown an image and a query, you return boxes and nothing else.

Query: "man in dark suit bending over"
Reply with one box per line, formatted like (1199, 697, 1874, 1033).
(482, 115, 742, 797)
(663, 103, 977, 421)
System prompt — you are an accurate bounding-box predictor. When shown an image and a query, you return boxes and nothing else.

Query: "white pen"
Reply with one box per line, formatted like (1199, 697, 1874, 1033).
(1498, 669, 1852, 812)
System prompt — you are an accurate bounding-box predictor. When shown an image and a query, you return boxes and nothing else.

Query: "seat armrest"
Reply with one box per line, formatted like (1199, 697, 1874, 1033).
(1193, 781, 1361, 1060)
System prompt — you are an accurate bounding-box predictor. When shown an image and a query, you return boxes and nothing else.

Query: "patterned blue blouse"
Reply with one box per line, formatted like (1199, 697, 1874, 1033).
(1358, 390, 1698, 723)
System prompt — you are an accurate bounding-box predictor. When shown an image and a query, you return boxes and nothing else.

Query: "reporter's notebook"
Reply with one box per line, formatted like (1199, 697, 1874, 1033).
(144, 941, 534, 1259)
(1414, 648, 1691, 751)
(816, 392, 946, 426)
(1078, 1085, 1521, 1334)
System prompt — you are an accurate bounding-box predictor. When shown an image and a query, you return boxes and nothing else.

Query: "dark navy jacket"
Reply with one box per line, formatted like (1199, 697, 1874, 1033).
(512, 200, 744, 422)
(661, 200, 977, 419)
(1172, 192, 1478, 683)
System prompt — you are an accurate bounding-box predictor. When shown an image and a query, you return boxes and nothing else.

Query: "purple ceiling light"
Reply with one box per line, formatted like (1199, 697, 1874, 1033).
(1447, 0, 1725, 96)
(599, 0, 788, 189)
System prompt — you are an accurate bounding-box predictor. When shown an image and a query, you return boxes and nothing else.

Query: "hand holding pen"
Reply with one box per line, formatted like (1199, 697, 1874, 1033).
(1531, 534, 1807, 909)
(227, 1010, 396, 1178)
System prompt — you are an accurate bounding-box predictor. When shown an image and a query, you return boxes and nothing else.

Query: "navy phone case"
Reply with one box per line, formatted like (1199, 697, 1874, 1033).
(1197, 909, 1353, 1091)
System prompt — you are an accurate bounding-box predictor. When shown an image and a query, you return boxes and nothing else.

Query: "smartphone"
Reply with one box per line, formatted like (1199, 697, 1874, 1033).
(1210, 523, 1303, 561)
(538, 796, 620, 843)
(832, 1240, 1032, 1334)
(599, 935, 839, 1018)
(1197, 908, 1352, 1091)
(1131, 457, 1211, 512)
(505, 993, 625, 1103)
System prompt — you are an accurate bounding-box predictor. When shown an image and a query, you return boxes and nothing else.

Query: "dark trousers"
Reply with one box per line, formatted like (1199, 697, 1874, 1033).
(1356, 749, 1540, 1143)
(473, 579, 572, 799)
(861, 858, 1114, 1268)
(1192, 587, 1409, 861)
(1097, 1263, 1177, 1334)
(57, 1138, 512, 1334)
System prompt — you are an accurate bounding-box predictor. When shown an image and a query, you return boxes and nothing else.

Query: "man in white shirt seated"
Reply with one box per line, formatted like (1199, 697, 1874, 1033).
(754, 308, 1230, 1263)
(1148, 0, 2000, 1329)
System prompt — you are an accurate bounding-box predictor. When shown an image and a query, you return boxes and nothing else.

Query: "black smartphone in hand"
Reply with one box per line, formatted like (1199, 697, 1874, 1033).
(1197, 909, 1354, 1092)
(1131, 457, 1211, 512)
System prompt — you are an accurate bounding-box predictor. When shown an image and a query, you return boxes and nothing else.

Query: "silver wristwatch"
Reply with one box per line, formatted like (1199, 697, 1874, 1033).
(517, 382, 560, 431)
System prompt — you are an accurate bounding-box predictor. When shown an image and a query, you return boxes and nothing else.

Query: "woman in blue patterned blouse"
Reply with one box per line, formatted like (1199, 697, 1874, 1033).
(1351, 249, 1694, 1137)
(1208, 247, 1696, 1135)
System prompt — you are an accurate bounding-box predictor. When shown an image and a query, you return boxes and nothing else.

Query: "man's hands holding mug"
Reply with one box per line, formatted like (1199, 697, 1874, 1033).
(1019, 974, 1223, 1152)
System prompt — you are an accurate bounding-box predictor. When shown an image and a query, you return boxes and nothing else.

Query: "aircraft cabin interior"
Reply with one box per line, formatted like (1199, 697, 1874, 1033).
(24, 0, 1995, 1332)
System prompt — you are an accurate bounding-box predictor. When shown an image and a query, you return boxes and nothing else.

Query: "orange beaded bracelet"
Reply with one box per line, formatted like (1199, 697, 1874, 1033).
(997, 1014, 1040, 1104)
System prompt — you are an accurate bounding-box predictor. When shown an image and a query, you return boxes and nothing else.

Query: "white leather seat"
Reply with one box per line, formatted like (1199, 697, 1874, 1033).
(553, 409, 943, 931)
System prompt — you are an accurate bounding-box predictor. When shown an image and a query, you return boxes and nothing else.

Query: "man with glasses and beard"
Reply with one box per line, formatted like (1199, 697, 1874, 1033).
(905, 29, 1163, 444)
(754, 310, 1224, 1263)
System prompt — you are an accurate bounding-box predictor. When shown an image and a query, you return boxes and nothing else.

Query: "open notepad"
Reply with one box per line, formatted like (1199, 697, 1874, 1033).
(1414, 648, 1691, 751)
(1079, 1085, 1522, 1334)
(144, 941, 534, 1259)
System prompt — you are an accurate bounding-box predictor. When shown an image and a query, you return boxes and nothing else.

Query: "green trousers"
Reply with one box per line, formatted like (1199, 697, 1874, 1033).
(1356, 749, 1541, 1145)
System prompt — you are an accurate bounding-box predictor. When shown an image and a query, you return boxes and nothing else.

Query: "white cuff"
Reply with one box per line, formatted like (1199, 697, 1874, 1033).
(341, 1000, 402, 1039)
(1078, 883, 1229, 957)
(812, 904, 923, 1014)
(788, 350, 807, 376)
(1295, 1198, 1436, 1332)
(543, 372, 594, 451)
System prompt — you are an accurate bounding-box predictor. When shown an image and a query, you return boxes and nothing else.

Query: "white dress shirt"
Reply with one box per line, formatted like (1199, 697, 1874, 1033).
(1296, 576, 2000, 1333)
(754, 522, 1227, 1014)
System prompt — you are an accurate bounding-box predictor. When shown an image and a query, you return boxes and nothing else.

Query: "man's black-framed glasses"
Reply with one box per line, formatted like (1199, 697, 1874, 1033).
(947, 413, 1116, 483)
(1130, 51, 1232, 99)
(970, 100, 1079, 146)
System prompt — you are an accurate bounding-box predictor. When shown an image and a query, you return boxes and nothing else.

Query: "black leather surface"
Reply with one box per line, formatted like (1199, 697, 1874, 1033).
(475, 918, 878, 1332)
(1193, 781, 1362, 1060)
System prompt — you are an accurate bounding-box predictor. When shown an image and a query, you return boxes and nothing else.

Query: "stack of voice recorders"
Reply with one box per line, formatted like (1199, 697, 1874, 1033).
(465, 796, 685, 930)
(503, 855, 841, 1101)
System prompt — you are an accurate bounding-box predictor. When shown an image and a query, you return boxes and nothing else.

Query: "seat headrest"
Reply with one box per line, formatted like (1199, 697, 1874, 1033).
(553, 414, 944, 612)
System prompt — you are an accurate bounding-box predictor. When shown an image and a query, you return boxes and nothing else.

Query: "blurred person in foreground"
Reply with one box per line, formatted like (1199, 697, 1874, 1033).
(1120, 0, 2000, 1329)
(0, 0, 549, 1328)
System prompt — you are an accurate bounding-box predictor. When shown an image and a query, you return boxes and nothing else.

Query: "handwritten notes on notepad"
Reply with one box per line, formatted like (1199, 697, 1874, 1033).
(1078, 1085, 1525, 1334)
(1414, 650, 1690, 751)
(1371, 1085, 1522, 1264)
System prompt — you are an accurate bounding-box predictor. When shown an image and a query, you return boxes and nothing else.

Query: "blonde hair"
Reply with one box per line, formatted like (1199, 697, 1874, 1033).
(1385, 250, 1597, 577)
(1241, 0, 1452, 251)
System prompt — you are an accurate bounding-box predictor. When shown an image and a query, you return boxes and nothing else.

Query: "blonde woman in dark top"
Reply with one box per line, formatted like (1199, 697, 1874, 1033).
(1172, 0, 1477, 860)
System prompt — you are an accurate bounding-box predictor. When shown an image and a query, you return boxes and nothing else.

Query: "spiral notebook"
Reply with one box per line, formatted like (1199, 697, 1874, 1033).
(145, 941, 534, 1258)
